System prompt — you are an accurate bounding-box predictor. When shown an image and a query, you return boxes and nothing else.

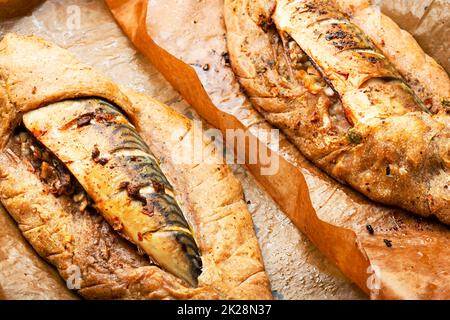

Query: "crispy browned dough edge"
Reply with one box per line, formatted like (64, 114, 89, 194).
(0, 33, 272, 300)
(0, 205, 78, 300)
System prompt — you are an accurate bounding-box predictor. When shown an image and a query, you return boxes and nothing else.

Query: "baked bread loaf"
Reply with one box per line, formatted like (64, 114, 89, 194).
(0, 33, 272, 299)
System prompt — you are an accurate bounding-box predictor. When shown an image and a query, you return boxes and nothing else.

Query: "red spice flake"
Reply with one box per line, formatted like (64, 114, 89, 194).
(32, 129, 48, 139)
(427, 194, 434, 207)
(31, 86, 37, 94)
(111, 216, 123, 231)
(32, 148, 42, 160)
(95, 112, 116, 123)
(143, 201, 154, 217)
(336, 70, 349, 80)
(137, 232, 143, 241)
(343, 108, 355, 126)
(424, 97, 433, 106)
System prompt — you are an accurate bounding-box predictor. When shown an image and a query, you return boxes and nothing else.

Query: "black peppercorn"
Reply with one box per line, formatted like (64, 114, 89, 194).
(366, 224, 374, 235)
(383, 239, 393, 248)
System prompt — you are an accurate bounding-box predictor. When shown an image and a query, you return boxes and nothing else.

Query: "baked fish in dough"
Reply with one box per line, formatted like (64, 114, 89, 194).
(224, 0, 450, 223)
(0, 33, 272, 299)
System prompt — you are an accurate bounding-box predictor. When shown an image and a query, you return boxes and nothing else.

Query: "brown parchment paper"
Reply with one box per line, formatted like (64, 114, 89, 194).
(106, 0, 450, 300)
(0, 0, 364, 300)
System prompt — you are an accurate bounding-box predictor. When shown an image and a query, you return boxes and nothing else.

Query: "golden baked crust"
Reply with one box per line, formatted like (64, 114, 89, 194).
(224, 0, 450, 223)
(0, 33, 272, 300)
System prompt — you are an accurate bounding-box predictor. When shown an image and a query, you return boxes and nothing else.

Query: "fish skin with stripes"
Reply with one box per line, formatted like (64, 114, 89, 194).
(23, 98, 202, 287)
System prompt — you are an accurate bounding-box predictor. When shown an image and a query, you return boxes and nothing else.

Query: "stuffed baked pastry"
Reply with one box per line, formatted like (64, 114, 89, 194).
(225, 0, 450, 223)
(0, 33, 272, 299)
